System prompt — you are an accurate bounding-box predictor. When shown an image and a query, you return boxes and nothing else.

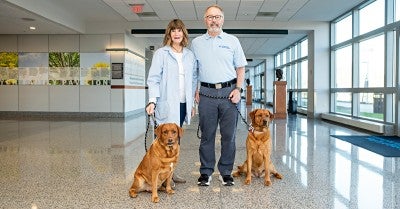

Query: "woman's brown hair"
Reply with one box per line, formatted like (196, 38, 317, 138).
(163, 19, 189, 47)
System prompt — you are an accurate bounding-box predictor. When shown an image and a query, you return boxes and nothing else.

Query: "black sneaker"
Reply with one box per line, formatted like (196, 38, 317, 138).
(197, 174, 211, 186)
(219, 175, 234, 186)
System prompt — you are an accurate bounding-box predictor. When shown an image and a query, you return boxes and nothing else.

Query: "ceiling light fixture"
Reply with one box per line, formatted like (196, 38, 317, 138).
(22, 17, 35, 21)
(29, 26, 36, 30)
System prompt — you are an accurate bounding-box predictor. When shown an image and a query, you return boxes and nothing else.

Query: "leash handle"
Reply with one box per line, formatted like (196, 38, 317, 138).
(144, 111, 159, 152)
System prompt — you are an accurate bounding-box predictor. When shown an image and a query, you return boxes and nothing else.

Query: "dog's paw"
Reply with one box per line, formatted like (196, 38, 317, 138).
(151, 196, 160, 203)
(274, 173, 283, 179)
(166, 189, 175, 194)
(264, 180, 272, 186)
(232, 171, 240, 177)
(244, 178, 251, 185)
(129, 190, 137, 198)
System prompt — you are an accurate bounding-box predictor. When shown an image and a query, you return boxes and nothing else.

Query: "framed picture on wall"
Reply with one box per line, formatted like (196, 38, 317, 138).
(111, 63, 123, 79)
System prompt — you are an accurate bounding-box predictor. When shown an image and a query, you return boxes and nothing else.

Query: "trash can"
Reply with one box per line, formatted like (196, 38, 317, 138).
(288, 91, 297, 114)
(373, 93, 383, 113)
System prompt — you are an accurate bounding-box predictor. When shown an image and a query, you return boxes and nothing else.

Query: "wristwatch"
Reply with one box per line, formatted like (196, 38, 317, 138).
(235, 86, 243, 93)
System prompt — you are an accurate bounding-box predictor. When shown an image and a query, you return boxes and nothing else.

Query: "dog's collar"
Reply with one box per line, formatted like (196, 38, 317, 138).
(248, 123, 255, 133)
(249, 122, 270, 133)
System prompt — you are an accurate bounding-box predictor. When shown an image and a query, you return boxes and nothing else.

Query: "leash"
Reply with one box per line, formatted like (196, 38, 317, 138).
(196, 92, 253, 139)
(144, 104, 158, 152)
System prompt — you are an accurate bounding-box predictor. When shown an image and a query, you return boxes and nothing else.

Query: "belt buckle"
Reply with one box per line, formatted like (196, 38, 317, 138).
(215, 83, 222, 89)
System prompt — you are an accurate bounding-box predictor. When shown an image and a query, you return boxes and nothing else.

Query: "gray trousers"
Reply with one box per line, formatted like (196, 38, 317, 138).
(198, 85, 239, 176)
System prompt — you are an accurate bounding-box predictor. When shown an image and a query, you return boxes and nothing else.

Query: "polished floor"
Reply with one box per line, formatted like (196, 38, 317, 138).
(1, 103, 399, 209)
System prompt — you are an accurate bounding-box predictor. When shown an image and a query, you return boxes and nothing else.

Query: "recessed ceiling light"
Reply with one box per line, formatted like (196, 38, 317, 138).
(22, 17, 35, 21)
(29, 26, 36, 30)
(257, 12, 278, 17)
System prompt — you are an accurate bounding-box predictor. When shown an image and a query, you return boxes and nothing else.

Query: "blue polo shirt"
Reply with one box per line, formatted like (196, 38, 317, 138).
(191, 31, 247, 83)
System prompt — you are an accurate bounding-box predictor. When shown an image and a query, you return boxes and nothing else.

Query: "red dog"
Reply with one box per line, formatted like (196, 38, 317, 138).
(233, 109, 282, 186)
(129, 123, 183, 203)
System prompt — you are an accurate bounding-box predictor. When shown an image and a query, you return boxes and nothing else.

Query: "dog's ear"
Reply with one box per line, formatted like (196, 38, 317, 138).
(155, 124, 164, 137)
(176, 123, 184, 138)
(249, 109, 257, 123)
(269, 110, 275, 121)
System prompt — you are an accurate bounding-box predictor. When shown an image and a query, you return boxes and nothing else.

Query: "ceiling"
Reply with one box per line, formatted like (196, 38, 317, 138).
(0, 0, 365, 66)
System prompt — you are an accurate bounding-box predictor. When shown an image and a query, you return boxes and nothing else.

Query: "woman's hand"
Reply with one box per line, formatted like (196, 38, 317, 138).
(145, 102, 155, 115)
(195, 90, 200, 103)
(191, 107, 196, 117)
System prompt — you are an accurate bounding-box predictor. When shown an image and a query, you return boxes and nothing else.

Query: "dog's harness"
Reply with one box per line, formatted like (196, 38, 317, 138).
(196, 91, 254, 139)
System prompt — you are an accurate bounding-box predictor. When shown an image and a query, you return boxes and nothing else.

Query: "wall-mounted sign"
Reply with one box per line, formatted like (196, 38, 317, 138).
(112, 63, 123, 79)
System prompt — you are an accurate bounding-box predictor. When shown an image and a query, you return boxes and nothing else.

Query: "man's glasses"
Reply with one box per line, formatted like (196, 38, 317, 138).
(205, 15, 223, 21)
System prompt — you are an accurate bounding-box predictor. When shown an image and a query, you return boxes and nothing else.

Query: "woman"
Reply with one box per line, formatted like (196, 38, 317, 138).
(146, 19, 197, 184)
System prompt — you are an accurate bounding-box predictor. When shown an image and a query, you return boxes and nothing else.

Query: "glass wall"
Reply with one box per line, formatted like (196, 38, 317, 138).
(331, 0, 399, 123)
(274, 38, 308, 108)
(249, 62, 266, 103)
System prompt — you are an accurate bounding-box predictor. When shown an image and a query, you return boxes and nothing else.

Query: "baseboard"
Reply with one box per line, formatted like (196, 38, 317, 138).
(321, 113, 393, 135)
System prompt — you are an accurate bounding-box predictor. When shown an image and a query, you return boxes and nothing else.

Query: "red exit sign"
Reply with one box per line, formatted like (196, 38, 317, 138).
(131, 4, 144, 14)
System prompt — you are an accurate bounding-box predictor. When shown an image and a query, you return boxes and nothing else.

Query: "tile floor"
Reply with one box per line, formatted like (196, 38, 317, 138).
(0, 103, 399, 209)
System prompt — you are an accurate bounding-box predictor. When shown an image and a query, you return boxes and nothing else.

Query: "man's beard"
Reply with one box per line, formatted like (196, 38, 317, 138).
(208, 24, 222, 33)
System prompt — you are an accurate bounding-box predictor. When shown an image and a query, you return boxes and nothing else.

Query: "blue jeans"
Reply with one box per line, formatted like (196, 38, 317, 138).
(180, 103, 186, 127)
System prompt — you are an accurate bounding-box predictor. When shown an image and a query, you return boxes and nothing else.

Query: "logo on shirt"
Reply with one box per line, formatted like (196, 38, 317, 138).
(218, 45, 230, 49)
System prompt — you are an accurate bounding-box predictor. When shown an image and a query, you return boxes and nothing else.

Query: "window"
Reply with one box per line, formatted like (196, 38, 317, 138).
(334, 46, 352, 88)
(300, 39, 308, 57)
(275, 37, 308, 108)
(334, 92, 352, 115)
(335, 15, 352, 44)
(359, 0, 385, 35)
(359, 35, 384, 88)
(396, 0, 400, 21)
(300, 60, 308, 89)
(331, 0, 397, 124)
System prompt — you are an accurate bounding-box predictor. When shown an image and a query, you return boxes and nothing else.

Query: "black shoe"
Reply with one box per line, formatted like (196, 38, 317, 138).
(197, 174, 211, 186)
(219, 175, 234, 186)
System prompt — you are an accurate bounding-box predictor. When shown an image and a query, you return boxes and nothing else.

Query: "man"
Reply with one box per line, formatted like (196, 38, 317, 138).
(191, 4, 247, 186)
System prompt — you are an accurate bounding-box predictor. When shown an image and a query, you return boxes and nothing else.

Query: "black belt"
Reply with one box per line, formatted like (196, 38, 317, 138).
(200, 79, 236, 89)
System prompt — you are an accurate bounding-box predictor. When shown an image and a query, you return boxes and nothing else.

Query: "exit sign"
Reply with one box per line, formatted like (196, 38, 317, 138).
(131, 4, 144, 14)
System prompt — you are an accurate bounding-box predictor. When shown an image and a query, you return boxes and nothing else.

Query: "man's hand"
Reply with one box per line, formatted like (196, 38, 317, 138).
(229, 89, 241, 104)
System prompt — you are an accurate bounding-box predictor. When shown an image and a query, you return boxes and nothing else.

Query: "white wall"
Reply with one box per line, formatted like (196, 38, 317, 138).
(0, 33, 147, 116)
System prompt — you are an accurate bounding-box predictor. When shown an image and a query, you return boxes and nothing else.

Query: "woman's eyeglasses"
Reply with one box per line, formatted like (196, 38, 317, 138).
(205, 15, 223, 21)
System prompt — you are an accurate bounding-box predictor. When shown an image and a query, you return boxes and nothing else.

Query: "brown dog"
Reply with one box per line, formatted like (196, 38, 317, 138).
(129, 123, 183, 203)
(233, 109, 282, 186)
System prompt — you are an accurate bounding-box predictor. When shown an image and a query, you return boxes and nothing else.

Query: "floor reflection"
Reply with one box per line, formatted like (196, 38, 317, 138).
(0, 103, 399, 209)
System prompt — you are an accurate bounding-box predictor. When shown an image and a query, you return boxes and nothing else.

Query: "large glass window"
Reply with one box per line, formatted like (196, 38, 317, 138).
(359, 93, 384, 120)
(396, 0, 400, 21)
(331, 0, 397, 124)
(275, 37, 308, 109)
(335, 15, 352, 44)
(300, 39, 308, 57)
(359, 35, 384, 88)
(300, 60, 308, 89)
(359, 0, 385, 35)
(334, 46, 352, 88)
(334, 92, 352, 115)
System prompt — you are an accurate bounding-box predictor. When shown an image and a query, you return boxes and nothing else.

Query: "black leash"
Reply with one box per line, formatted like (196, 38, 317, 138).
(196, 92, 253, 139)
(144, 103, 158, 152)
